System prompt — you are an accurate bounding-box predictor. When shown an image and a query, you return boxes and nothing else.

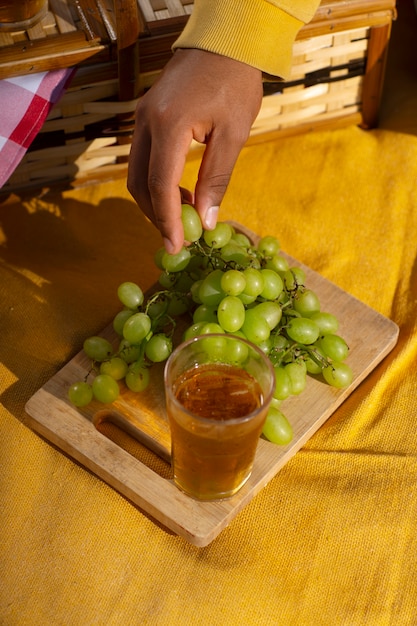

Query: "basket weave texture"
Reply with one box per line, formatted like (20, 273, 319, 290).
(1, 0, 397, 193)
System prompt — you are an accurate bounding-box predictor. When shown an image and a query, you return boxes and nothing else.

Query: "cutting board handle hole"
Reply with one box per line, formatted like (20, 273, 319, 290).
(93, 410, 173, 479)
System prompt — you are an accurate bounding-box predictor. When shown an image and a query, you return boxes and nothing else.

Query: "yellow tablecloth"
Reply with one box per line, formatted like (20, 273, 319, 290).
(1, 125, 417, 624)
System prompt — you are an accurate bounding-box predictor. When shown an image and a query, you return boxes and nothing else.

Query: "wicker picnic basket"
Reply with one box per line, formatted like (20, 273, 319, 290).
(0, 0, 397, 194)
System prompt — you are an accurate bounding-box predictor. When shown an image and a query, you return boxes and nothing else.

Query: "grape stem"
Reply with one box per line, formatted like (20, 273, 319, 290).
(144, 290, 178, 338)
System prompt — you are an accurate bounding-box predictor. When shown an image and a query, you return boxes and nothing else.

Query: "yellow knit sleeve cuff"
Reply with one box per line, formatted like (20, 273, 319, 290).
(172, 0, 314, 79)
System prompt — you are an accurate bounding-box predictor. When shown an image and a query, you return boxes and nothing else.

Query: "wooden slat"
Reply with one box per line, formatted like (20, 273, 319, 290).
(74, 0, 112, 41)
(114, 0, 141, 100)
(313, 0, 396, 21)
(0, 1, 397, 80)
(48, 0, 78, 34)
(0, 2, 396, 194)
(361, 22, 392, 128)
(0, 0, 114, 79)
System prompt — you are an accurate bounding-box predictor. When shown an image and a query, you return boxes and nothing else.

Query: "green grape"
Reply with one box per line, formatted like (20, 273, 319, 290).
(183, 321, 206, 341)
(117, 282, 144, 309)
(224, 336, 250, 363)
(285, 360, 307, 395)
(162, 247, 191, 273)
(264, 254, 289, 275)
(304, 346, 327, 374)
(158, 271, 177, 289)
(68, 381, 93, 407)
(284, 267, 305, 290)
(293, 289, 321, 317)
(200, 322, 225, 335)
(242, 267, 265, 297)
(270, 397, 282, 409)
(92, 374, 120, 403)
(259, 269, 283, 300)
(238, 291, 257, 306)
(100, 357, 129, 380)
(187, 253, 209, 277)
(277, 288, 291, 304)
(249, 257, 262, 270)
(253, 301, 282, 330)
(203, 222, 233, 248)
(190, 279, 203, 304)
(125, 363, 150, 392)
(283, 269, 296, 291)
(147, 298, 168, 321)
(122, 312, 152, 344)
(241, 308, 270, 345)
(145, 334, 173, 363)
(220, 269, 246, 296)
(198, 269, 225, 306)
(166, 292, 191, 316)
(118, 339, 142, 364)
(273, 366, 292, 400)
(231, 232, 251, 248)
(174, 272, 194, 293)
(113, 309, 134, 336)
(322, 362, 353, 388)
(181, 203, 203, 242)
(257, 235, 280, 257)
(291, 267, 306, 286)
(217, 295, 246, 333)
(262, 406, 293, 445)
(193, 303, 218, 324)
(219, 241, 251, 266)
(286, 317, 320, 345)
(83, 336, 114, 362)
(228, 329, 247, 340)
(270, 334, 290, 351)
(318, 334, 349, 362)
(310, 311, 339, 335)
(199, 334, 228, 359)
(154, 247, 166, 270)
(70, 228, 354, 411)
(159, 270, 193, 293)
(257, 337, 273, 355)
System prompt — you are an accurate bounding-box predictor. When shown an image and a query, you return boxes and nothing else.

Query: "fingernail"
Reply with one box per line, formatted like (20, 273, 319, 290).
(204, 206, 219, 230)
(163, 237, 176, 254)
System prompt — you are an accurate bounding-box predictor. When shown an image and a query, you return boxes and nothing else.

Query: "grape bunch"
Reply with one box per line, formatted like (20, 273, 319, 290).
(68, 204, 353, 446)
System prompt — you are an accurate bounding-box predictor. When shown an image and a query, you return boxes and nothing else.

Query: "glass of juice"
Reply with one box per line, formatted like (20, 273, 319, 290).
(0, 0, 48, 30)
(164, 334, 275, 501)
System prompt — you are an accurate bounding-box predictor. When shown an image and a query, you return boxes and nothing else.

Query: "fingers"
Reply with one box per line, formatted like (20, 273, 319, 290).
(180, 187, 195, 206)
(128, 106, 192, 254)
(127, 120, 153, 223)
(147, 134, 191, 254)
(194, 127, 249, 231)
(187, 55, 263, 232)
(127, 49, 263, 253)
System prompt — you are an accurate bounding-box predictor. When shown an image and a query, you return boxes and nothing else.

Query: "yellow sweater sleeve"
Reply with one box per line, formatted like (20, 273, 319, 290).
(173, 0, 322, 79)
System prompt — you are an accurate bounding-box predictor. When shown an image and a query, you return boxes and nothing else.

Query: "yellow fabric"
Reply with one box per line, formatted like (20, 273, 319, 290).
(2, 125, 417, 624)
(173, 0, 321, 78)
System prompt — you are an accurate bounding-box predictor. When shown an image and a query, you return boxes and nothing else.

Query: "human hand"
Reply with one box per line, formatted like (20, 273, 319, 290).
(127, 48, 263, 254)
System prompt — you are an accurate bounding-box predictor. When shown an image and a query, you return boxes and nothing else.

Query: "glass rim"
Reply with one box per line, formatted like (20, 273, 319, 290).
(164, 333, 276, 425)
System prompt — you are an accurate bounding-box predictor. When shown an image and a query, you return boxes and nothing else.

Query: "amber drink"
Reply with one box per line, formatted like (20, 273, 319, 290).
(164, 335, 275, 500)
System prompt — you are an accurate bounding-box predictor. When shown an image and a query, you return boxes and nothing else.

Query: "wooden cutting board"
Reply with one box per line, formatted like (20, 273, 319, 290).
(25, 223, 399, 547)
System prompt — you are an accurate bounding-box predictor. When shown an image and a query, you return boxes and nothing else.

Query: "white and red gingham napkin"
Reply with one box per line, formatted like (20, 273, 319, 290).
(0, 68, 74, 188)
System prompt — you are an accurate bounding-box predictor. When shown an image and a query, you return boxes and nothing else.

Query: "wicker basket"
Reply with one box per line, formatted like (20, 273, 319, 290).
(1, 0, 397, 194)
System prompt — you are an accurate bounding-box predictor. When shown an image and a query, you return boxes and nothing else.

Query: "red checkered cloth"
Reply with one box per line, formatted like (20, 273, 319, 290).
(0, 68, 74, 188)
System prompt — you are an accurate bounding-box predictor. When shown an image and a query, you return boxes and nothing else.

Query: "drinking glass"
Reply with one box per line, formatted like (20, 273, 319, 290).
(164, 334, 275, 500)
